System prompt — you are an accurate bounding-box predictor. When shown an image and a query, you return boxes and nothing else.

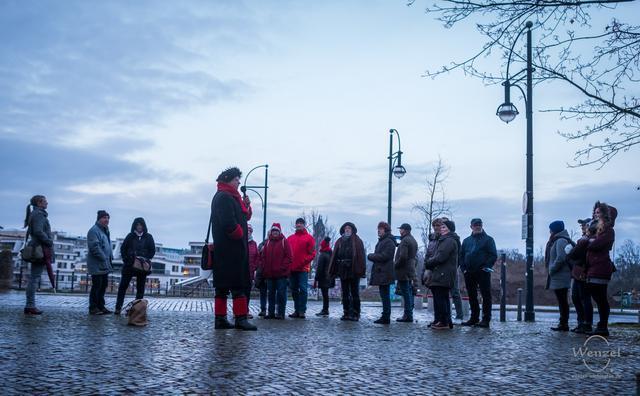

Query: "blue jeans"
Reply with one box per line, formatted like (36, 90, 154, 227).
(289, 271, 309, 314)
(398, 280, 414, 318)
(267, 278, 288, 317)
(25, 262, 44, 308)
(379, 284, 391, 319)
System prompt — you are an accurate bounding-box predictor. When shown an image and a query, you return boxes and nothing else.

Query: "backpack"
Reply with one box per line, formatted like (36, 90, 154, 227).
(556, 236, 577, 269)
(125, 299, 149, 326)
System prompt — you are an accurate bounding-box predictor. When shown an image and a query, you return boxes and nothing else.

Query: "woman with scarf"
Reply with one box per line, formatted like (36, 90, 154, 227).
(210, 167, 256, 331)
(328, 222, 366, 321)
(23, 195, 54, 315)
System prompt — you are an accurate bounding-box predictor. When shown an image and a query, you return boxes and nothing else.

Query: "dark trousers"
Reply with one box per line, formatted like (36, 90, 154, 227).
(115, 266, 147, 310)
(398, 280, 414, 318)
(340, 278, 360, 317)
(553, 288, 570, 326)
(259, 283, 267, 312)
(571, 279, 593, 326)
(587, 283, 610, 329)
(431, 286, 451, 325)
(464, 270, 492, 322)
(320, 287, 330, 312)
(89, 274, 108, 310)
(379, 284, 391, 319)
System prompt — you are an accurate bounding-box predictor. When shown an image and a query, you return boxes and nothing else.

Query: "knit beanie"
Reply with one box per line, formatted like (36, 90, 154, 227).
(97, 210, 110, 221)
(549, 220, 565, 234)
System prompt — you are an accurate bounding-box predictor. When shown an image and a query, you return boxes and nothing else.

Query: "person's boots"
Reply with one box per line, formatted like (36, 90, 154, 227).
(315, 310, 329, 317)
(232, 296, 257, 330)
(579, 323, 593, 334)
(396, 314, 414, 323)
(215, 316, 234, 329)
(461, 319, 479, 326)
(24, 307, 43, 315)
(234, 316, 258, 331)
(587, 325, 609, 337)
(374, 315, 390, 324)
(550, 323, 570, 331)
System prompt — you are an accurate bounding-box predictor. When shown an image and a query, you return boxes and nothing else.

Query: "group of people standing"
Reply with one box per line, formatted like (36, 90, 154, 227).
(21, 167, 618, 339)
(545, 201, 618, 337)
(209, 167, 499, 331)
(22, 195, 156, 316)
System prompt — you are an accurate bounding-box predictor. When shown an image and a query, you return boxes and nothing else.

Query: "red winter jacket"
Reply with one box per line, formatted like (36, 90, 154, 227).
(287, 229, 316, 273)
(586, 227, 616, 280)
(248, 240, 259, 281)
(259, 235, 292, 279)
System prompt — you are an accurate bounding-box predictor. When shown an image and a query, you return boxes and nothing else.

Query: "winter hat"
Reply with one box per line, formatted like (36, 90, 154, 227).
(549, 220, 565, 234)
(295, 217, 306, 225)
(216, 167, 242, 183)
(320, 237, 331, 252)
(97, 210, 110, 221)
(270, 223, 282, 232)
(377, 221, 391, 232)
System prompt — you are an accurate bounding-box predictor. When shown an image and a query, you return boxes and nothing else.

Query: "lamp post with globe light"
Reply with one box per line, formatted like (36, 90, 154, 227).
(387, 129, 407, 227)
(496, 20, 535, 322)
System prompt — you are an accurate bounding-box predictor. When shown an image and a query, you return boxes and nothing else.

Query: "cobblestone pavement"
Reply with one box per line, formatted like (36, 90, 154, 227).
(1, 292, 639, 395)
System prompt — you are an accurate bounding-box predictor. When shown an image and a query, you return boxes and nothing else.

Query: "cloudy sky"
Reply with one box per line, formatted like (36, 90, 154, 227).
(1, 0, 638, 253)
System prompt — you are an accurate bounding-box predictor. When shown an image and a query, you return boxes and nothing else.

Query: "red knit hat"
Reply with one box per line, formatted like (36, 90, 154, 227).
(320, 237, 331, 252)
(270, 223, 282, 232)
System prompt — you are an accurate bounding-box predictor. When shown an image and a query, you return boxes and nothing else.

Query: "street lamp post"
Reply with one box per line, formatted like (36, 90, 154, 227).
(241, 164, 269, 242)
(496, 21, 535, 322)
(387, 129, 407, 227)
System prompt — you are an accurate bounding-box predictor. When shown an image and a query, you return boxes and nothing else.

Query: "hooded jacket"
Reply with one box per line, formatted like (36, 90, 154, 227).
(425, 232, 460, 289)
(28, 207, 53, 248)
(394, 232, 418, 281)
(586, 205, 618, 280)
(328, 222, 366, 279)
(287, 228, 316, 273)
(120, 218, 156, 267)
(544, 229, 572, 290)
(87, 222, 113, 275)
(260, 231, 293, 279)
(248, 239, 259, 281)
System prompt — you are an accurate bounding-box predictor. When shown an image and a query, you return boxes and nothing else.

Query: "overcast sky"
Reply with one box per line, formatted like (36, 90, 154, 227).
(1, 0, 638, 253)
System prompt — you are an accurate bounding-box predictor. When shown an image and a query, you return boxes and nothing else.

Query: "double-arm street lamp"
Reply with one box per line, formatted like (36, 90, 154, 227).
(387, 129, 407, 227)
(496, 20, 535, 322)
(241, 164, 269, 242)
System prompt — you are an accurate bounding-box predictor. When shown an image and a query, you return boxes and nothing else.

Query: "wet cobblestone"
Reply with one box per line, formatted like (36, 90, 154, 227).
(1, 292, 638, 394)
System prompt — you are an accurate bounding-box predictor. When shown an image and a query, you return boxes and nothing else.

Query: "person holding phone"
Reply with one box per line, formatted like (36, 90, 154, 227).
(459, 218, 497, 328)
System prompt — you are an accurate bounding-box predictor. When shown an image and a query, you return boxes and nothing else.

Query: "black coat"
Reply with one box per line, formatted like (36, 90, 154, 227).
(425, 232, 460, 289)
(120, 217, 156, 267)
(210, 190, 251, 290)
(394, 233, 418, 281)
(367, 233, 396, 286)
(314, 250, 335, 289)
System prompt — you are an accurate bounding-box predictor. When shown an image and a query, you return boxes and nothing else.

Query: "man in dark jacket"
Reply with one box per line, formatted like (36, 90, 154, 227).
(115, 217, 156, 315)
(367, 221, 397, 324)
(394, 223, 418, 323)
(459, 218, 497, 328)
(210, 167, 256, 331)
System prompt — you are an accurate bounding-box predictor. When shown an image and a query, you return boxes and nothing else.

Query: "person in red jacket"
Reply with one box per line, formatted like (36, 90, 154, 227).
(287, 218, 316, 319)
(246, 224, 260, 318)
(259, 223, 293, 319)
